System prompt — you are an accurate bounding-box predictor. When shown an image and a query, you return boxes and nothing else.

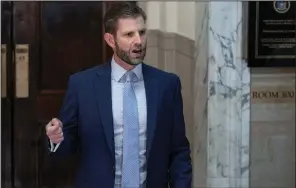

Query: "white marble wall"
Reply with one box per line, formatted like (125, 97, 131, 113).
(207, 2, 250, 187)
(194, 2, 251, 188)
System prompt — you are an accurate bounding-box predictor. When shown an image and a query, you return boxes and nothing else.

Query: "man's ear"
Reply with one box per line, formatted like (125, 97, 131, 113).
(104, 33, 115, 49)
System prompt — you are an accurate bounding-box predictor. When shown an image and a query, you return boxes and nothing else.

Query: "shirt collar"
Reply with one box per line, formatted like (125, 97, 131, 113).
(111, 56, 143, 82)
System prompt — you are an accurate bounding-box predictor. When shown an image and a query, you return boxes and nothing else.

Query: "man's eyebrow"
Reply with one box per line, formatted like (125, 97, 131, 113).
(122, 28, 146, 34)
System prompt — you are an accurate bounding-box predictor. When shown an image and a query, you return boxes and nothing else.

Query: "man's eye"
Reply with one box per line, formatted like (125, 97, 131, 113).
(126, 32, 133, 37)
(140, 30, 146, 35)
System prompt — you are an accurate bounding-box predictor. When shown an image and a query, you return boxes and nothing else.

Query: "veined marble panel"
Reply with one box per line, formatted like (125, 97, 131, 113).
(207, 2, 250, 188)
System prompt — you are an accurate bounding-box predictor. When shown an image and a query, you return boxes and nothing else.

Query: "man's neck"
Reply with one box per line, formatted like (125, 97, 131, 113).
(113, 55, 135, 71)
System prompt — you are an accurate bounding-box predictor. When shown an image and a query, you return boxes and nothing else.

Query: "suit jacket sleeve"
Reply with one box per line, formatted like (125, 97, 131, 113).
(169, 75, 192, 188)
(47, 75, 80, 156)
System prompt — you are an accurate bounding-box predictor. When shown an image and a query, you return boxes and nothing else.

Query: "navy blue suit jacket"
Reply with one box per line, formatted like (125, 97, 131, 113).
(49, 61, 192, 188)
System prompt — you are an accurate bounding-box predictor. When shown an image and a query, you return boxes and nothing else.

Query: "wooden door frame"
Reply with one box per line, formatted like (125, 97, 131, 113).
(1, 1, 114, 187)
(1, 2, 15, 188)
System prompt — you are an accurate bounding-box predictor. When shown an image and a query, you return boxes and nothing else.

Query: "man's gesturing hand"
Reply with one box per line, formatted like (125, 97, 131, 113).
(46, 118, 63, 144)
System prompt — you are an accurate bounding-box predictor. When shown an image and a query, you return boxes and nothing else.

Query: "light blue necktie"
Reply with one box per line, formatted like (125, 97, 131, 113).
(122, 71, 140, 188)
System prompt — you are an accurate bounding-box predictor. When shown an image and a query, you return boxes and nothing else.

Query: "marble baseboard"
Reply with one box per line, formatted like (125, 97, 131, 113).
(207, 177, 249, 188)
(250, 132, 295, 188)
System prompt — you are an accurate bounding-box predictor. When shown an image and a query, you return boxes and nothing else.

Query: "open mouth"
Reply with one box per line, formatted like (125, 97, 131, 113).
(132, 49, 142, 54)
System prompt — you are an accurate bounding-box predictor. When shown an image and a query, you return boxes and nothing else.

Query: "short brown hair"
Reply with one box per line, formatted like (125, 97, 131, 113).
(103, 2, 147, 34)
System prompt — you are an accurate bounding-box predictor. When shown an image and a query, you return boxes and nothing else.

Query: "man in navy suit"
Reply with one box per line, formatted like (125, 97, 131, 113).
(45, 2, 192, 188)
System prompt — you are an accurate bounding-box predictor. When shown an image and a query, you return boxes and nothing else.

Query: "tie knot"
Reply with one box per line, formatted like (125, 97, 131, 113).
(122, 71, 138, 83)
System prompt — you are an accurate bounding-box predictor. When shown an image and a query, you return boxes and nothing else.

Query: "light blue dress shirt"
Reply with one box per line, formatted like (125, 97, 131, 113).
(111, 58, 147, 187)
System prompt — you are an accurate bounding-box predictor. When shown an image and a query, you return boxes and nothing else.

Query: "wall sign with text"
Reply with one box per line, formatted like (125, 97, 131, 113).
(251, 87, 295, 103)
(248, 1, 296, 67)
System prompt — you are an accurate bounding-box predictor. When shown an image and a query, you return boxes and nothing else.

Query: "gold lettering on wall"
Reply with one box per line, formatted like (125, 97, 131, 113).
(1, 44, 7, 97)
(15, 44, 29, 98)
(251, 87, 295, 103)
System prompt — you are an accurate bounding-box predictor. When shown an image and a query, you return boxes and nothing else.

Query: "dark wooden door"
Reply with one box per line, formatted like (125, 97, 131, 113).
(1, 1, 113, 187)
(1, 2, 14, 188)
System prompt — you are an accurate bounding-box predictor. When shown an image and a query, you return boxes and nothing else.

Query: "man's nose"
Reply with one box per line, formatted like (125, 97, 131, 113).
(133, 33, 142, 44)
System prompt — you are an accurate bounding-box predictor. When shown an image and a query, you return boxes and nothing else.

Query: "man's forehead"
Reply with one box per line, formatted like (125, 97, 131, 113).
(117, 16, 146, 32)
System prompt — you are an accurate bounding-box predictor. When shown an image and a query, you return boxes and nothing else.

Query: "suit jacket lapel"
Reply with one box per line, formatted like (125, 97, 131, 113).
(93, 62, 115, 159)
(92, 62, 159, 160)
(143, 64, 159, 158)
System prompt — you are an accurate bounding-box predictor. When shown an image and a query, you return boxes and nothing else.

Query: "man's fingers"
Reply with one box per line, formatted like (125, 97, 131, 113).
(50, 137, 64, 144)
(49, 132, 63, 140)
(47, 124, 59, 132)
(47, 131, 64, 144)
(46, 118, 62, 135)
(45, 118, 64, 143)
(49, 127, 62, 134)
(55, 126, 62, 134)
(51, 118, 61, 127)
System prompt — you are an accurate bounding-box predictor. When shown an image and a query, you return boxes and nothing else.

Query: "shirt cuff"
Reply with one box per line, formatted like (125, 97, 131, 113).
(50, 140, 61, 152)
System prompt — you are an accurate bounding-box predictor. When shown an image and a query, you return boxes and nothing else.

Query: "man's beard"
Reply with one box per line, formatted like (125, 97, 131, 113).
(114, 41, 146, 66)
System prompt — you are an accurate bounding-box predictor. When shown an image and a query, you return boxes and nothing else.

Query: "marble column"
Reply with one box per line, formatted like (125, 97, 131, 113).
(193, 2, 250, 188)
(193, 2, 210, 188)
